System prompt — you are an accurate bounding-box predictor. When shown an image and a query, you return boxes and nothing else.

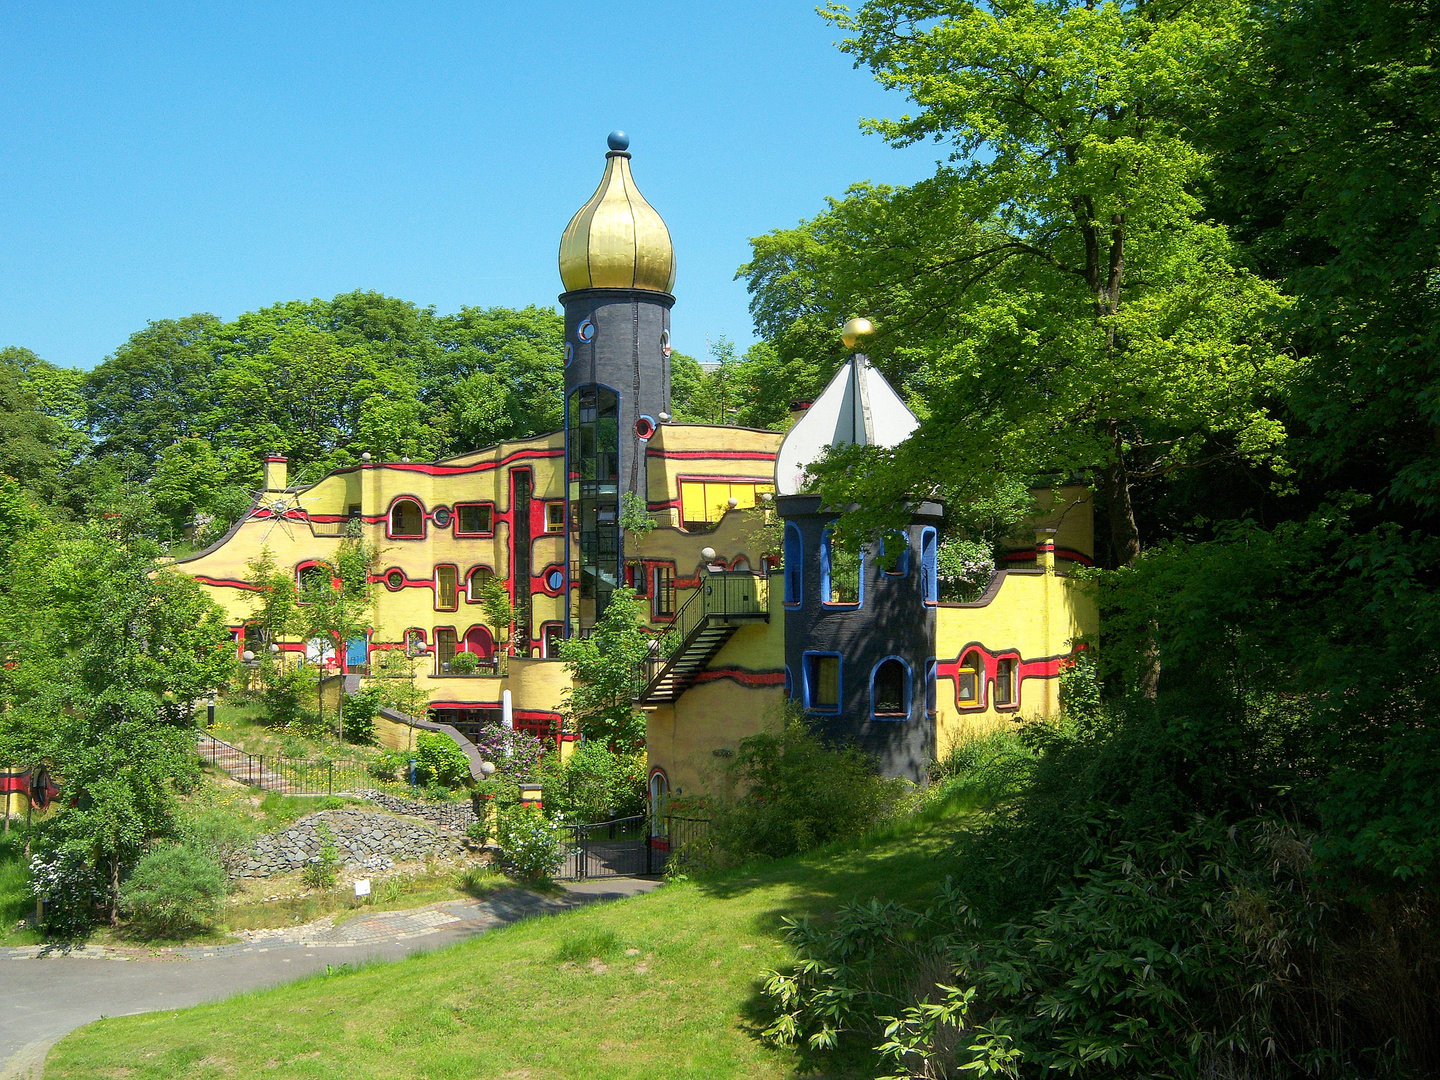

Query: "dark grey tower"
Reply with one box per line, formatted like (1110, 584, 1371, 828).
(558, 132, 676, 632)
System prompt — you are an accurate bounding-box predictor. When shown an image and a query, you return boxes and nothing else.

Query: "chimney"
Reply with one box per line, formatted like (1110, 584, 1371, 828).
(264, 455, 288, 491)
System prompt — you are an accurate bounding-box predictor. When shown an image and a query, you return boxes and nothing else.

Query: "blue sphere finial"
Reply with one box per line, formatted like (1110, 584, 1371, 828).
(607, 130, 630, 151)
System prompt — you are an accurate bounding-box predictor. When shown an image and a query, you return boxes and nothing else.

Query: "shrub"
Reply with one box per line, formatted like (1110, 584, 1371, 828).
(343, 686, 382, 745)
(542, 742, 646, 823)
(119, 844, 227, 937)
(497, 806, 564, 881)
(368, 748, 409, 783)
(470, 725, 547, 778)
(929, 728, 1035, 806)
(262, 662, 310, 726)
(449, 651, 479, 675)
(415, 732, 471, 788)
(29, 847, 110, 939)
(705, 715, 909, 866)
(422, 780, 452, 802)
(180, 807, 257, 876)
(465, 818, 491, 844)
(301, 827, 340, 890)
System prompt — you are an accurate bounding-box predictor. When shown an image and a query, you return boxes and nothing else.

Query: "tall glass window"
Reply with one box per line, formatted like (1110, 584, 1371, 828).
(568, 385, 620, 631)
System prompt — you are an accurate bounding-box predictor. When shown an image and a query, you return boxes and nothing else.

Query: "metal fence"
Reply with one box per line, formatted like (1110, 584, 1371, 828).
(197, 731, 371, 796)
(555, 814, 712, 880)
(634, 571, 768, 698)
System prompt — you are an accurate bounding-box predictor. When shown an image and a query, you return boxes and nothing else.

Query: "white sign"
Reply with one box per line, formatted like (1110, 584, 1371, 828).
(354, 878, 371, 898)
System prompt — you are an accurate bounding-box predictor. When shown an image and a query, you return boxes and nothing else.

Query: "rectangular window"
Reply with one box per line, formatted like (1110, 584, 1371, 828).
(435, 566, 458, 611)
(543, 623, 563, 658)
(631, 563, 649, 597)
(957, 652, 982, 704)
(994, 658, 1018, 707)
(435, 628, 457, 674)
(805, 653, 841, 713)
(546, 503, 566, 533)
(822, 530, 862, 605)
(679, 481, 775, 530)
(457, 504, 494, 535)
(653, 566, 675, 617)
(347, 503, 361, 519)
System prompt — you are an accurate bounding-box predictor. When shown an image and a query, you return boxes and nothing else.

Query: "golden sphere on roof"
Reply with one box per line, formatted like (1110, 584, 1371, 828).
(841, 317, 875, 348)
(559, 135, 675, 294)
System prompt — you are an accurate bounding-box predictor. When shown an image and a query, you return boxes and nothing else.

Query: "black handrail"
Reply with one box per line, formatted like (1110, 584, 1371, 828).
(633, 572, 767, 699)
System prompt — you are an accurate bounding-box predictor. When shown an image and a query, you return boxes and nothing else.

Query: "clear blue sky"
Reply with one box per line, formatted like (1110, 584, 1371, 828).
(0, 2, 940, 370)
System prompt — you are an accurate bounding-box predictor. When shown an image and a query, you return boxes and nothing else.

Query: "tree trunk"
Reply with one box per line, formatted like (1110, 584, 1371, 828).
(1100, 454, 1159, 699)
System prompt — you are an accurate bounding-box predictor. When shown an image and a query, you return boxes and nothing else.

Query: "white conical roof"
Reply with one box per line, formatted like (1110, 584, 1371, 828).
(774, 355, 918, 495)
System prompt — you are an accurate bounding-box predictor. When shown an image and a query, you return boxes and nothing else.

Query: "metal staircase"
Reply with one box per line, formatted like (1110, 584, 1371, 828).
(635, 572, 769, 703)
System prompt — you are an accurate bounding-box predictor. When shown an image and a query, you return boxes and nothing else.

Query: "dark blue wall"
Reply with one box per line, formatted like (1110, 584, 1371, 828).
(777, 494, 942, 782)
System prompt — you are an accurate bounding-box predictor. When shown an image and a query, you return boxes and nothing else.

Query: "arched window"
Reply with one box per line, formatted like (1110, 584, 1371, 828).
(920, 527, 938, 603)
(821, 529, 862, 606)
(880, 530, 911, 576)
(957, 650, 984, 706)
(730, 556, 751, 573)
(296, 561, 329, 599)
(390, 499, 424, 537)
(871, 657, 910, 718)
(783, 523, 804, 605)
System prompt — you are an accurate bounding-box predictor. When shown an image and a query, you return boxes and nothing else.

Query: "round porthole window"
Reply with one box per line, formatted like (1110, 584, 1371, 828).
(546, 569, 563, 591)
(660, 329, 671, 358)
(384, 570, 405, 591)
(432, 506, 452, 528)
(635, 415, 656, 440)
(577, 317, 596, 343)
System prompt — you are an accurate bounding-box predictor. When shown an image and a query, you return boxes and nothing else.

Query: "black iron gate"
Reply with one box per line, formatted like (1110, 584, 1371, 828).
(559, 815, 652, 880)
(557, 814, 711, 881)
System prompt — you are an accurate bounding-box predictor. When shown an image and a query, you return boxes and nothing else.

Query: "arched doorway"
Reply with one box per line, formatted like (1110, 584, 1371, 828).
(462, 625, 495, 661)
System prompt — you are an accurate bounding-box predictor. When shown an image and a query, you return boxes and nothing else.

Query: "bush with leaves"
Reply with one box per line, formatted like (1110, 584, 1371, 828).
(558, 586, 649, 750)
(705, 714, 909, 867)
(414, 732, 471, 788)
(448, 651, 479, 675)
(341, 685, 381, 744)
(262, 661, 310, 727)
(542, 741, 646, 823)
(367, 748, 410, 783)
(29, 847, 111, 939)
(301, 827, 340, 889)
(119, 844, 227, 937)
(470, 724, 547, 779)
(496, 806, 564, 881)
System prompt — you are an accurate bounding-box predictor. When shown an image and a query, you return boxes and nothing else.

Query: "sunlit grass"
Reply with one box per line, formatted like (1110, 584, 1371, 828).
(46, 807, 976, 1079)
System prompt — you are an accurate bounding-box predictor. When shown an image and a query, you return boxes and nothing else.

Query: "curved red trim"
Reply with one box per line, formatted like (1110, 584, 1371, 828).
(691, 668, 786, 688)
(194, 576, 262, 591)
(999, 547, 1093, 566)
(646, 449, 776, 461)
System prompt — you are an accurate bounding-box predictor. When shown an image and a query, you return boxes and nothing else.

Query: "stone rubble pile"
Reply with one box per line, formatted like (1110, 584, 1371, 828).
(235, 809, 465, 879)
(351, 789, 478, 831)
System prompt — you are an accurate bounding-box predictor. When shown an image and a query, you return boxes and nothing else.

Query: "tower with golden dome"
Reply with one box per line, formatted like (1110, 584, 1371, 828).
(559, 131, 676, 631)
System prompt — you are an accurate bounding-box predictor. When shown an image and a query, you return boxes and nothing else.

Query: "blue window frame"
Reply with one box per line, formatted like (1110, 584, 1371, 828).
(784, 665, 794, 699)
(783, 522, 803, 605)
(820, 529, 863, 607)
(925, 658, 937, 715)
(880, 530, 911, 576)
(802, 651, 842, 714)
(920, 527, 938, 603)
(870, 656, 912, 719)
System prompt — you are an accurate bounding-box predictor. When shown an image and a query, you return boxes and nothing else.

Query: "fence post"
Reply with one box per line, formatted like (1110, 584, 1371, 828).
(328, 761, 334, 796)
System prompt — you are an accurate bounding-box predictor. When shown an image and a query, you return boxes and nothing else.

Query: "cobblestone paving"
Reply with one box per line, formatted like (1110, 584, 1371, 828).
(0, 888, 579, 962)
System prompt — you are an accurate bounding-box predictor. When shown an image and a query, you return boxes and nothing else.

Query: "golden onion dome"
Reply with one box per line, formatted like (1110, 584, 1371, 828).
(559, 132, 675, 294)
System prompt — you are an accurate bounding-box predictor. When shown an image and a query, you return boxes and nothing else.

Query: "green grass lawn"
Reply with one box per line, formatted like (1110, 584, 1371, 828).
(44, 811, 972, 1080)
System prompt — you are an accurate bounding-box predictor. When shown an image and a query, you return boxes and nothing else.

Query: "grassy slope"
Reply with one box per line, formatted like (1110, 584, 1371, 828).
(45, 813, 969, 1080)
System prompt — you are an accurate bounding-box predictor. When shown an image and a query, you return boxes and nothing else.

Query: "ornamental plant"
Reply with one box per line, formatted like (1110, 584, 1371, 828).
(119, 844, 227, 937)
(497, 806, 564, 881)
(415, 731, 471, 788)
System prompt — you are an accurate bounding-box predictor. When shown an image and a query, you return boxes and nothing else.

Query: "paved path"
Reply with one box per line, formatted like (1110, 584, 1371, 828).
(0, 878, 661, 1080)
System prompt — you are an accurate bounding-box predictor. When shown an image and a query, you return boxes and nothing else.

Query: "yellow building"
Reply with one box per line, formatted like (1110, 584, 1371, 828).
(174, 132, 1097, 797)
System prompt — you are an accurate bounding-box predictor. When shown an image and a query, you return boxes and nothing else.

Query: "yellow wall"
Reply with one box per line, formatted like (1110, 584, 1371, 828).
(933, 567, 1097, 756)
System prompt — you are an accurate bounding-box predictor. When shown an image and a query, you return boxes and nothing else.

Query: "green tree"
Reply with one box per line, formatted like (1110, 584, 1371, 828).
(745, 0, 1293, 575)
(558, 587, 650, 751)
(149, 438, 227, 541)
(298, 535, 376, 743)
(83, 314, 219, 467)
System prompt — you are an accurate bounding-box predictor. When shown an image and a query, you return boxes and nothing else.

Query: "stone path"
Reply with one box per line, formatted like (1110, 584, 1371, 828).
(0, 878, 660, 1079)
